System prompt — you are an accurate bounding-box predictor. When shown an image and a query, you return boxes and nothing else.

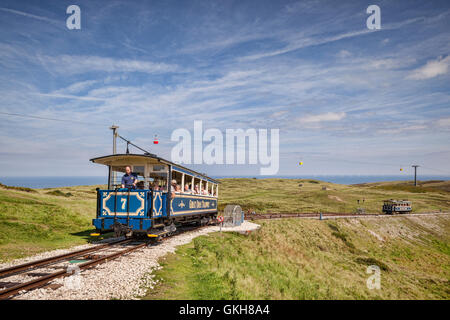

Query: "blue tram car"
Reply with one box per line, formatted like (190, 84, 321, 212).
(90, 153, 219, 238)
(382, 199, 412, 214)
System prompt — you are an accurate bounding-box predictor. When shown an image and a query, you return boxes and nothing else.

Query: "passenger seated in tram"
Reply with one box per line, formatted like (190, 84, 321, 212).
(184, 184, 192, 194)
(151, 181, 160, 191)
(170, 179, 177, 198)
(193, 184, 200, 194)
(121, 165, 138, 189)
(136, 181, 145, 189)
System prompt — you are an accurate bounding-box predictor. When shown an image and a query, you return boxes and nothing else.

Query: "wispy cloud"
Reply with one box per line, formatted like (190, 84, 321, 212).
(239, 29, 373, 62)
(37, 93, 106, 101)
(296, 112, 347, 124)
(38, 55, 180, 75)
(407, 55, 450, 80)
(437, 117, 450, 128)
(0, 7, 59, 25)
(0, 1, 449, 176)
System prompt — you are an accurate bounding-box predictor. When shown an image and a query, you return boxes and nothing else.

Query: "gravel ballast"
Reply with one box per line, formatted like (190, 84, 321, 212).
(5, 221, 260, 300)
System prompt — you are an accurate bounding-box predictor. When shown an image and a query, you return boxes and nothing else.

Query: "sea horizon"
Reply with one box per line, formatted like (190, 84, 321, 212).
(1, 175, 449, 189)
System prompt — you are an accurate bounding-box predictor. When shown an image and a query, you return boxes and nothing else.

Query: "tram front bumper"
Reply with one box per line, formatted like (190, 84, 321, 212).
(93, 217, 152, 232)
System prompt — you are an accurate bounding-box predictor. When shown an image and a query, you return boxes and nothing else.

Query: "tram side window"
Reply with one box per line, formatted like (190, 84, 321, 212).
(183, 174, 194, 194)
(148, 173, 167, 191)
(193, 177, 199, 194)
(133, 166, 145, 189)
(147, 164, 166, 191)
(201, 180, 208, 195)
(172, 171, 183, 193)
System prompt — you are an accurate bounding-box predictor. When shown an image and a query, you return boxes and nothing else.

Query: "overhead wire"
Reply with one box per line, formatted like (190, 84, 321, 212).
(0, 111, 105, 126)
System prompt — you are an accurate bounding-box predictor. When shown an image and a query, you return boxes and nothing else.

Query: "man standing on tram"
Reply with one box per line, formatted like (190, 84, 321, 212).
(121, 165, 138, 189)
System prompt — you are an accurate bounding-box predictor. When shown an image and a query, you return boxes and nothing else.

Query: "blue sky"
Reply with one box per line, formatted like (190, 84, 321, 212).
(0, 0, 449, 177)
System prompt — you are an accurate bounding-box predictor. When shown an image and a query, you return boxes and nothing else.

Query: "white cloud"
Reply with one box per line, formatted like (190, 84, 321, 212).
(297, 112, 346, 124)
(336, 50, 351, 58)
(38, 93, 105, 101)
(437, 117, 450, 127)
(239, 29, 371, 62)
(377, 125, 427, 135)
(408, 56, 450, 80)
(53, 80, 99, 94)
(271, 110, 288, 118)
(38, 55, 180, 75)
(238, 15, 428, 63)
(368, 58, 402, 70)
(0, 7, 59, 25)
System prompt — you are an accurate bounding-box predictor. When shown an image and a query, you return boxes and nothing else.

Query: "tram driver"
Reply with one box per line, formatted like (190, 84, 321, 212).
(121, 165, 138, 189)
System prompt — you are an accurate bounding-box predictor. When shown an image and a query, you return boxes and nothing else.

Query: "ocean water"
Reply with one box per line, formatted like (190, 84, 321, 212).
(0, 175, 449, 189)
(0, 176, 107, 189)
(215, 175, 450, 185)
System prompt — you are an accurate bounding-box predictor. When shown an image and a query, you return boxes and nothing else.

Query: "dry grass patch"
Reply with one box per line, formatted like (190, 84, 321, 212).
(146, 215, 450, 300)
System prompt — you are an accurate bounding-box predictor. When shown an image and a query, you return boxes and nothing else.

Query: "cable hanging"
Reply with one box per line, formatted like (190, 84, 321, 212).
(117, 135, 153, 155)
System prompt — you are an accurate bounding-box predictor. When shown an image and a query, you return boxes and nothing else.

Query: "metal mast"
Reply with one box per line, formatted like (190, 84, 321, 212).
(110, 125, 119, 154)
(412, 165, 420, 186)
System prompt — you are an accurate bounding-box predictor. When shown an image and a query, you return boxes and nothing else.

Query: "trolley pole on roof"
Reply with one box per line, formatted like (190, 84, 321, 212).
(412, 165, 420, 186)
(110, 125, 119, 155)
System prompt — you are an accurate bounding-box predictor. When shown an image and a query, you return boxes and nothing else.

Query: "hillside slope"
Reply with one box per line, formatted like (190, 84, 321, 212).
(0, 185, 100, 261)
(146, 214, 450, 300)
(218, 178, 450, 214)
(1, 178, 449, 262)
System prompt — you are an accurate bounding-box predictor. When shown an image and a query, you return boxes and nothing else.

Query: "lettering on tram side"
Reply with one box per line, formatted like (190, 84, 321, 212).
(189, 200, 211, 209)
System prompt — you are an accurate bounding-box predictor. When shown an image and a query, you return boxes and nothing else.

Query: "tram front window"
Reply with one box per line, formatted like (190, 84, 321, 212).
(110, 166, 125, 188)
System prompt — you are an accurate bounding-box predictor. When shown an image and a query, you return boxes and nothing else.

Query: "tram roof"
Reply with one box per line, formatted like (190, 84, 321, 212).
(90, 153, 219, 184)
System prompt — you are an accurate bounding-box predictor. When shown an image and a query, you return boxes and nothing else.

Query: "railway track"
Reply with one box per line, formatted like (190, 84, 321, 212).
(0, 239, 147, 300)
(245, 211, 447, 220)
(0, 223, 212, 300)
(244, 212, 379, 220)
(0, 238, 131, 279)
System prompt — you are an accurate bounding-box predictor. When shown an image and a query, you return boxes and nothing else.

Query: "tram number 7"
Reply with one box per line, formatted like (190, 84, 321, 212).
(121, 198, 127, 210)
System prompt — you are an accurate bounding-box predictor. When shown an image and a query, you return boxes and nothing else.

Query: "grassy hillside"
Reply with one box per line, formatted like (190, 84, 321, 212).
(1, 178, 449, 262)
(0, 185, 102, 261)
(145, 215, 450, 300)
(218, 178, 450, 214)
(355, 180, 450, 193)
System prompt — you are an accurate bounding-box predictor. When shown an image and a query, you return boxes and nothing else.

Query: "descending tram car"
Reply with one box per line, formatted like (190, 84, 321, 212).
(382, 199, 412, 214)
(90, 153, 219, 238)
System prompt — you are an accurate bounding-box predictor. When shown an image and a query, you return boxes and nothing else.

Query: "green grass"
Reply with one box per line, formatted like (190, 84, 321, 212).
(0, 184, 105, 261)
(1, 176, 449, 292)
(0, 182, 36, 193)
(145, 215, 450, 300)
(218, 178, 450, 214)
(45, 190, 74, 197)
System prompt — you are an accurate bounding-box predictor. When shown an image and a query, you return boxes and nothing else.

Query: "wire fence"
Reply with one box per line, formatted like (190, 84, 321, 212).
(223, 205, 245, 227)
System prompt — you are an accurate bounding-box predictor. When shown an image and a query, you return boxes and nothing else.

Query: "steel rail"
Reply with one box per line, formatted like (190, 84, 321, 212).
(0, 224, 211, 299)
(244, 212, 446, 220)
(0, 238, 131, 279)
(244, 212, 381, 220)
(0, 241, 148, 300)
